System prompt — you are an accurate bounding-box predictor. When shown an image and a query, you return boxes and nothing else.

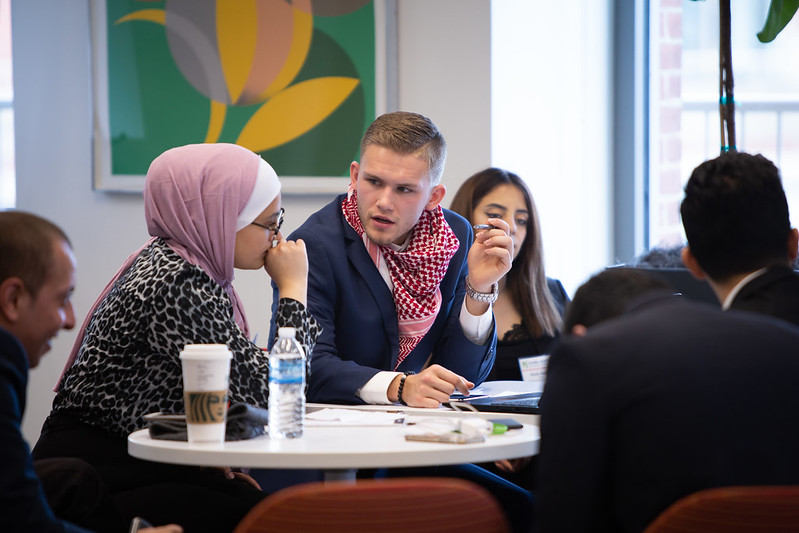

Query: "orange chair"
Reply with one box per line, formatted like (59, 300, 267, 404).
(233, 477, 511, 533)
(643, 485, 799, 533)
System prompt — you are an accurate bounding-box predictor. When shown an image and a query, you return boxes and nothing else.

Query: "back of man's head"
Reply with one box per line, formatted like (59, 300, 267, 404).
(0, 210, 70, 297)
(564, 267, 672, 333)
(360, 111, 447, 185)
(680, 152, 791, 281)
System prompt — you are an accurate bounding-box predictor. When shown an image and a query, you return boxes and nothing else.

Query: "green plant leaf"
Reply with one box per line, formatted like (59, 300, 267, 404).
(757, 0, 799, 43)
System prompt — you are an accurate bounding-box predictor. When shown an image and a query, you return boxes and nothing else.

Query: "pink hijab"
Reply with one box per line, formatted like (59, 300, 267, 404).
(57, 143, 279, 388)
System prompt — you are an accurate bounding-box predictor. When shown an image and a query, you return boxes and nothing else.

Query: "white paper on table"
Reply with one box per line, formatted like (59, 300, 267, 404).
(305, 408, 406, 426)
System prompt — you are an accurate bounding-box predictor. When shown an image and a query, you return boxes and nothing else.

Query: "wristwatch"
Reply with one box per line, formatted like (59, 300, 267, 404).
(465, 276, 498, 304)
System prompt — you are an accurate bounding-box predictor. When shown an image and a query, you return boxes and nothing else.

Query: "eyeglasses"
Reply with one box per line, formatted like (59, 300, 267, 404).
(251, 207, 284, 234)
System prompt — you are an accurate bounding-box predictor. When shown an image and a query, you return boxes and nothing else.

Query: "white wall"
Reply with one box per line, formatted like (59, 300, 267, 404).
(13, 0, 492, 444)
(396, 1, 491, 190)
(491, 0, 614, 295)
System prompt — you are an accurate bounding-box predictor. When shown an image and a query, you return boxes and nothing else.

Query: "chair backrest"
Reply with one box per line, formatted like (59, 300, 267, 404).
(233, 477, 511, 533)
(643, 485, 799, 533)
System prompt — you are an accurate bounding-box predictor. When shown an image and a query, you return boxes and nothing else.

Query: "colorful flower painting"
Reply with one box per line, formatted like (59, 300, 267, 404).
(96, 0, 380, 189)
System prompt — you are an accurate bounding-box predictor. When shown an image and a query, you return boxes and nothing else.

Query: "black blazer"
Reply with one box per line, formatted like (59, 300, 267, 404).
(536, 294, 799, 532)
(0, 327, 89, 532)
(730, 264, 799, 327)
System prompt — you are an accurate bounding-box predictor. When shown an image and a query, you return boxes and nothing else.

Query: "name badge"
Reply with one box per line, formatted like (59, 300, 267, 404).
(518, 354, 549, 391)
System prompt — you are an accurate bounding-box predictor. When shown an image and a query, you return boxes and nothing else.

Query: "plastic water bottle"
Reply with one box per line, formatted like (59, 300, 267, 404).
(268, 327, 305, 439)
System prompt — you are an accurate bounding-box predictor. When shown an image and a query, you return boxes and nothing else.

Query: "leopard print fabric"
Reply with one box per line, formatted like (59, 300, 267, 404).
(52, 239, 320, 437)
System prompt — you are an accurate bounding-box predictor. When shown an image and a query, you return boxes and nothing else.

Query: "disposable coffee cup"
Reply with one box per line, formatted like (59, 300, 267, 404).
(179, 344, 232, 444)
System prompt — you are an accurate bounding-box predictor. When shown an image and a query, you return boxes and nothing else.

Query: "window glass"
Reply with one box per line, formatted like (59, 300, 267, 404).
(0, 0, 14, 208)
(648, 0, 799, 249)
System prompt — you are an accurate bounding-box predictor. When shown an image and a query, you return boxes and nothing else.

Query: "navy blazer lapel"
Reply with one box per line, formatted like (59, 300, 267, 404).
(342, 216, 400, 365)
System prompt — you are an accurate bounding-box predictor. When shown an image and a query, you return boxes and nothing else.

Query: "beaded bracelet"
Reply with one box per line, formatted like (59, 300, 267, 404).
(397, 371, 416, 406)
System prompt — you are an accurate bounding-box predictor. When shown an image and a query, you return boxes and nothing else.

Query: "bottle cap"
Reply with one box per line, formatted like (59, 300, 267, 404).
(277, 327, 296, 338)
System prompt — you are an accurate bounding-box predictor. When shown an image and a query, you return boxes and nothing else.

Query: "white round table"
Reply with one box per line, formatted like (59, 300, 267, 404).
(128, 408, 539, 481)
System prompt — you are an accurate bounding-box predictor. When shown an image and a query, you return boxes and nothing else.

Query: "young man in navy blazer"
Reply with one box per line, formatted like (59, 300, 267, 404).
(274, 111, 513, 407)
(271, 112, 533, 532)
(680, 151, 799, 326)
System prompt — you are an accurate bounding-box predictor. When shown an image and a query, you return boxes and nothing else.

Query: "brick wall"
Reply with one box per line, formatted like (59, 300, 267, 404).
(650, 0, 685, 248)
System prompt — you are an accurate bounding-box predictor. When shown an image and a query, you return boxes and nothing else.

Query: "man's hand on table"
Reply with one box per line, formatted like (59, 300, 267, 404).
(388, 364, 474, 408)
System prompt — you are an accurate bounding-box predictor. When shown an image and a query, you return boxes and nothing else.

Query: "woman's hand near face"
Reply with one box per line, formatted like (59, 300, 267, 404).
(264, 236, 308, 305)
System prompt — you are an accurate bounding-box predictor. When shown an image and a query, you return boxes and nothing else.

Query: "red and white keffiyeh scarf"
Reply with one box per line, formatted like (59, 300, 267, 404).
(342, 187, 460, 368)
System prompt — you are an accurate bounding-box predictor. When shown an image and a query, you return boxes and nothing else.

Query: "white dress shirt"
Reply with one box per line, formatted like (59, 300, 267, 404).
(356, 238, 493, 404)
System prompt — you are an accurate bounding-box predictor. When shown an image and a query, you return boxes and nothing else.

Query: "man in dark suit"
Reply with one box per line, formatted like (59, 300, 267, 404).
(272, 111, 513, 407)
(536, 267, 799, 532)
(0, 211, 181, 533)
(680, 151, 799, 325)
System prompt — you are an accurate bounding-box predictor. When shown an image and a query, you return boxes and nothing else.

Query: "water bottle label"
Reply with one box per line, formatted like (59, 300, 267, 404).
(270, 358, 304, 384)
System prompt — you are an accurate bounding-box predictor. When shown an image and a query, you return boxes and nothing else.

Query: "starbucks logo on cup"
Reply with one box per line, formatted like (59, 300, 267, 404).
(185, 390, 228, 424)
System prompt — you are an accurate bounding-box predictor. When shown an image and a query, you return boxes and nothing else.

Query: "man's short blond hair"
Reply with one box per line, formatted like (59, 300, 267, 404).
(360, 111, 447, 185)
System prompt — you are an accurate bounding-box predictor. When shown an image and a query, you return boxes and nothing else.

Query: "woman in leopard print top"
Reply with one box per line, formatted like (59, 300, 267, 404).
(33, 144, 320, 532)
(49, 238, 318, 436)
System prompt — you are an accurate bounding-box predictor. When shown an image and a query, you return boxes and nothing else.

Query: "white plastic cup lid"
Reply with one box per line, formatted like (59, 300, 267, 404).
(179, 344, 232, 360)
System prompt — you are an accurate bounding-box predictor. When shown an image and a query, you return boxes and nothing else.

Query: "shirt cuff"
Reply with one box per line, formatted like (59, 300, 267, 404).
(357, 371, 403, 404)
(460, 298, 493, 345)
